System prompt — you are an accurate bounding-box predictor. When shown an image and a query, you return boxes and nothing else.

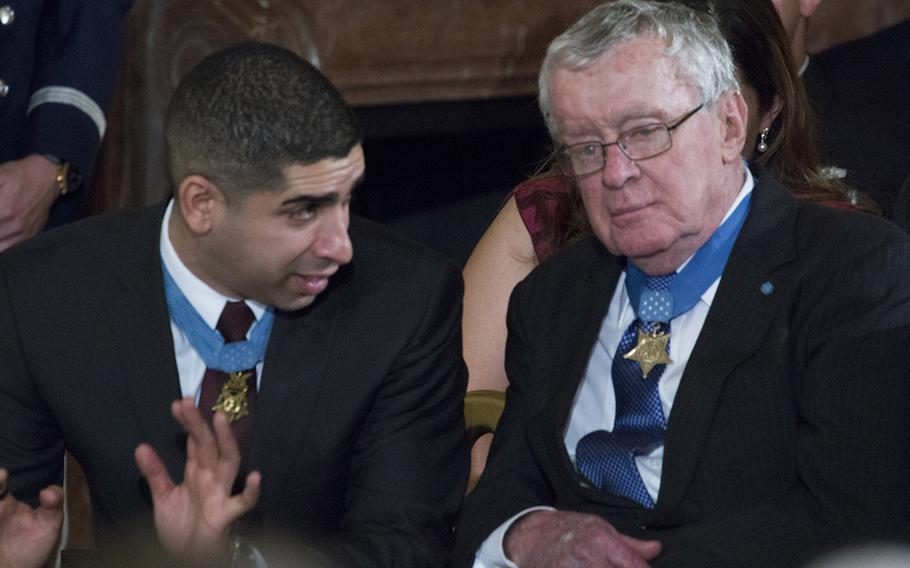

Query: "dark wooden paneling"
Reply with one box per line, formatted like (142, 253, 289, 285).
(86, 0, 908, 217)
(87, 0, 595, 215)
(808, 0, 910, 53)
(88, 0, 322, 213)
(310, 1, 595, 105)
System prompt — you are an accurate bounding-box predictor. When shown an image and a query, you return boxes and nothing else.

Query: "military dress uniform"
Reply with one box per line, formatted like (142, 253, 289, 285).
(0, 1, 132, 226)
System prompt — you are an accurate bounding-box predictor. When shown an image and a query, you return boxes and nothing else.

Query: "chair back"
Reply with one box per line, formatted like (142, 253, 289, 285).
(464, 389, 506, 447)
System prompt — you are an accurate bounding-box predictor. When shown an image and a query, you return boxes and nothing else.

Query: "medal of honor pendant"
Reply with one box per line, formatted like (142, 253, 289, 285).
(623, 323, 673, 379)
(212, 371, 252, 422)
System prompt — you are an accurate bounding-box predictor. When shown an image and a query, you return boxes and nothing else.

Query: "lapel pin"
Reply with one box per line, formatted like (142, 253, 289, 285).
(760, 281, 774, 296)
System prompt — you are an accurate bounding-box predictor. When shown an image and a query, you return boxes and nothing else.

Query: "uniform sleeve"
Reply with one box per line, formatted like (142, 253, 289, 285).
(24, 0, 133, 186)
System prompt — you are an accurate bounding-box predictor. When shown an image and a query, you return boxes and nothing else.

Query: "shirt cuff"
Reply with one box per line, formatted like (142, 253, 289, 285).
(249, 543, 267, 568)
(230, 537, 268, 568)
(473, 506, 555, 568)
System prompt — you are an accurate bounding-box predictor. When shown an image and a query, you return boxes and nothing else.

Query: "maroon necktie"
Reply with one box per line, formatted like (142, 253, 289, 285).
(198, 301, 257, 491)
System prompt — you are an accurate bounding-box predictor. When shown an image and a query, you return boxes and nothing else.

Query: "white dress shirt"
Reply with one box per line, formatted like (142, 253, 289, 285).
(474, 169, 754, 567)
(158, 201, 270, 567)
(159, 200, 268, 401)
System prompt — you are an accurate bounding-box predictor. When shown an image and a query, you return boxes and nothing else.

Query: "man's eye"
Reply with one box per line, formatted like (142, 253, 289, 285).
(574, 144, 601, 159)
(626, 125, 661, 140)
(289, 205, 318, 221)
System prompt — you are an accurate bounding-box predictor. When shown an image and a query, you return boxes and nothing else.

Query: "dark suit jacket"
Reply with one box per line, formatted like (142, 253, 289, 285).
(803, 20, 910, 218)
(890, 172, 910, 236)
(0, 204, 469, 567)
(453, 167, 910, 567)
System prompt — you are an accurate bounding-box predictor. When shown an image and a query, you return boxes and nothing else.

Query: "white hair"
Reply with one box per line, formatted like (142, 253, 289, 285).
(538, 0, 738, 142)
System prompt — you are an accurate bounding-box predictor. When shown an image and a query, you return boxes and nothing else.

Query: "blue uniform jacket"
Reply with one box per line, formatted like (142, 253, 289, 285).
(0, 0, 132, 225)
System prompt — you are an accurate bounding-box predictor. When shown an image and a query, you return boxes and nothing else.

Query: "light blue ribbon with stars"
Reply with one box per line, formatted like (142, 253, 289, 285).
(626, 190, 752, 322)
(162, 261, 275, 372)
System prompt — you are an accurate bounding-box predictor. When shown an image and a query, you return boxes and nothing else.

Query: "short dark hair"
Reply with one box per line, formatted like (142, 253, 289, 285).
(164, 42, 362, 200)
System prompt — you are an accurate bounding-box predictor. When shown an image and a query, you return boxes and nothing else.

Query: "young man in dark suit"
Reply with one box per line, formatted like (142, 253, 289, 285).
(0, 42, 468, 567)
(455, 2, 910, 567)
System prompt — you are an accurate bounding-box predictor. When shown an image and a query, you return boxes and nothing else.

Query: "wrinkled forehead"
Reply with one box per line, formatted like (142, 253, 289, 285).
(549, 40, 698, 131)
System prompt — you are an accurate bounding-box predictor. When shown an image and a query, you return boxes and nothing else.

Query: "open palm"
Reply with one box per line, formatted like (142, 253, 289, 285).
(134, 398, 260, 563)
(0, 469, 64, 568)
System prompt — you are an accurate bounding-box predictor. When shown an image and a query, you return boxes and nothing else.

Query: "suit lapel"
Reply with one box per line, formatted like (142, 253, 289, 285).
(535, 240, 634, 507)
(652, 169, 799, 518)
(105, 204, 187, 477)
(250, 273, 346, 514)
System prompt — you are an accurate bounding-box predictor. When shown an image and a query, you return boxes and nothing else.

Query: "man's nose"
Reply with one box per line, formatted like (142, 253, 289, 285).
(600, 144, 640, 189)
(314, 208, 353, 265)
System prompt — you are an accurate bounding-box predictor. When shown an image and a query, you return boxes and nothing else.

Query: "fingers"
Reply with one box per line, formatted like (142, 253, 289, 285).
(134, 443, 176, 501)
(0, 468, 63, 539)
(507, 510, 660, 568)
(36, 486, 65, 529)
(172, 398, 242, 485)
(211, 412, 239, 459)
(598, 537, 655, 568)
(210, 412, 241, 483)
(617, 532, 662, 560)
(37, 485, 64, 511)
(171, 398, 219, 467)
(227, 471, 261, 518)
(595, 523, 660, 568)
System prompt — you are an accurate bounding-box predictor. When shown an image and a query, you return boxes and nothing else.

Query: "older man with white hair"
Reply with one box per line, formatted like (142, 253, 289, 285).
(453, 1, 910, 567)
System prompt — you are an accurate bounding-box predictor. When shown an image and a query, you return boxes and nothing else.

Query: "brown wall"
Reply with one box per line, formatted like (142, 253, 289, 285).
(85, 0, 909, 217)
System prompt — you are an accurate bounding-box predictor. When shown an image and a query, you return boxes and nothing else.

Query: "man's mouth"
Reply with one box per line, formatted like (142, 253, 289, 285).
(294, 271, 335, 295)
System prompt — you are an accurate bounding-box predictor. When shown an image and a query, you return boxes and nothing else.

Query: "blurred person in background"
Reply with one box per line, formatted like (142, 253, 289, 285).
(0, 1, 133, 250)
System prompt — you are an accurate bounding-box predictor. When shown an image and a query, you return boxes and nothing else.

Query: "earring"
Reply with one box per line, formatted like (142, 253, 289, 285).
(757, 128, 770, 153)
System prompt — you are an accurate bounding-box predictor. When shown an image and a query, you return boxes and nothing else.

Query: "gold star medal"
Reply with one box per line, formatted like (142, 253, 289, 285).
(623, 323, 673, 379)
(212, 371, 253, 422)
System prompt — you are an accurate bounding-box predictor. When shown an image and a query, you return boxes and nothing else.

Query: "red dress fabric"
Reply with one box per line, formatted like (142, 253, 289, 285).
(513, 175, 574, 262)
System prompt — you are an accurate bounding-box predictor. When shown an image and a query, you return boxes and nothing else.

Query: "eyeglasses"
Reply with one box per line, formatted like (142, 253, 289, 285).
(555, 104, 704, 178)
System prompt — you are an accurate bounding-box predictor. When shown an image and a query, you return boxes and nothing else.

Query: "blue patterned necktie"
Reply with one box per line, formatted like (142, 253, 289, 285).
(576, 273, 676, 508)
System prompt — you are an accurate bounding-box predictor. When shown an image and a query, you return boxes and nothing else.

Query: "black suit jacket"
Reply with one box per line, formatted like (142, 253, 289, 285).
(453, 167, 910, 567)
(803, 20, 910, 217)
(0, 204, 469, 566)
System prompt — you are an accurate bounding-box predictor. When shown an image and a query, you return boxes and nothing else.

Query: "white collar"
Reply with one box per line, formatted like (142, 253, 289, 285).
(617, 167, 753, 315)
(159, 200, 266, 328)
(798, 54, 810, 77)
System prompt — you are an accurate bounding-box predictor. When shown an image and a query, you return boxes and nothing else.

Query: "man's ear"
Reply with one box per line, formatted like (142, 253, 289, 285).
(799, 0, 822, 18)
(176, 175, 225, 235)
(719, 90, 748, 164)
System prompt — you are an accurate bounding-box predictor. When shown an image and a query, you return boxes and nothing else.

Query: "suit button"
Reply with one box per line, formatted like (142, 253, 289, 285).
(0, 79, 8, 97)
(0, 6, 14, 26)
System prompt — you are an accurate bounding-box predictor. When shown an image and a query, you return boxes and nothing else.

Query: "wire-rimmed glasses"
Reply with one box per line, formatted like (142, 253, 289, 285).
(555, 104, 704, 178)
